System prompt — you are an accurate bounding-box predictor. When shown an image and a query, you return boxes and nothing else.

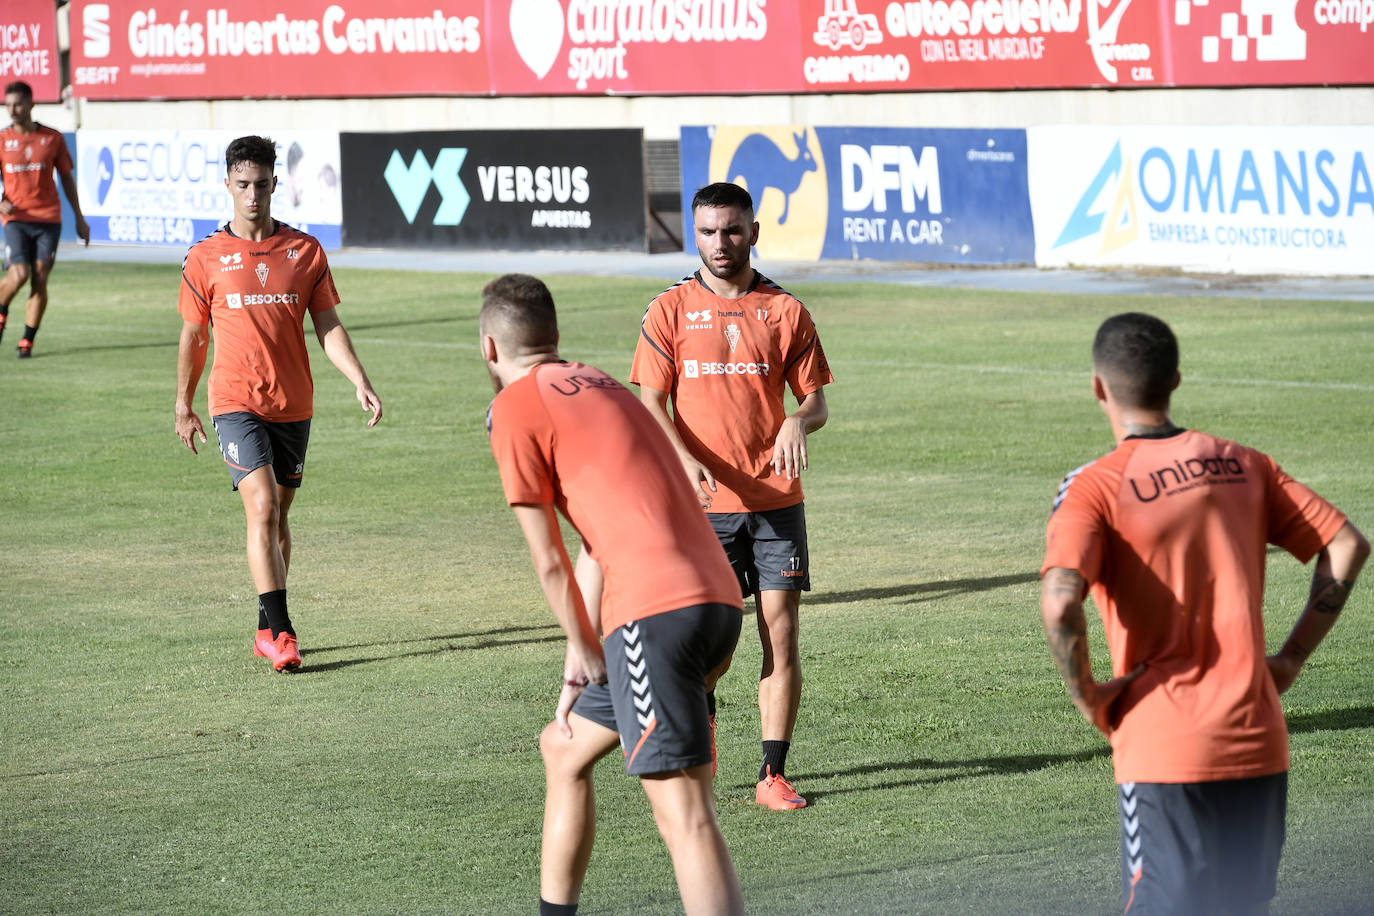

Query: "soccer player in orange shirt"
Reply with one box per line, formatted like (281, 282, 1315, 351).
(629, 182, 833, 810)
(1040, 312, 1368, 915)
(481, 273, 744, 915)
(0, 80, 90, 358)
(174, 135, 382, 672)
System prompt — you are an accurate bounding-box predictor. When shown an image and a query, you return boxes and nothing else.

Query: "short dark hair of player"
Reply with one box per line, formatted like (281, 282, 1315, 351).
(480, 273, 559, 351)
(225, 136, 277, 175)
(4, 81, 34, 101)
(1092, 312, 1180, 410)
(692, 182, 754, 216)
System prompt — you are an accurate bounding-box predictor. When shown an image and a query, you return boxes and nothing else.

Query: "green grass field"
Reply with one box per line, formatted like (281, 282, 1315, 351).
(2, 261, 1371, 915)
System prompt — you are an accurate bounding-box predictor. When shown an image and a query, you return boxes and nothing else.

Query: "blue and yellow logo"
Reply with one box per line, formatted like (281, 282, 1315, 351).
(705, 126, 828, 261)
(1055, 140, 1138, 256)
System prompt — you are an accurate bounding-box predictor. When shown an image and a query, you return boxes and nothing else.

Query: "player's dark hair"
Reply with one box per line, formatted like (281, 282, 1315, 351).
(692, 182, 754, 216)
(225, 136, 276, 175)
(481, 273, 558, 351)
(1092, 312, 1179, 409)
(4, 81, 34, 101)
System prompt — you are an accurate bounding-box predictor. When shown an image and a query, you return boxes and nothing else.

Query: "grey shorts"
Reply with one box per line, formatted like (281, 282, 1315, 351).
(211, 412, 311, 491)
(3, 221, 60, 268)
(1119, 772, 1287, 915)
(572, 603, 742, 776)
(708, 502, 810, 595)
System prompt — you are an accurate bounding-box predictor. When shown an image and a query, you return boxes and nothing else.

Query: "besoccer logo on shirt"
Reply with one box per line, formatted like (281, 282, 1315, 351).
(683, 359, 700, 379)
(226, 293, 242, 309)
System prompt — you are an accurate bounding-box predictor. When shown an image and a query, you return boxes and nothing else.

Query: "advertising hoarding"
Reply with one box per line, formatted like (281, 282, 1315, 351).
(2, 0, 62, 102)
(76, 130, 343, 248)
(69, 0, 487, 100)
(1028, 125, 1374, 275)
(339, 129, 646, 251)
(681, 125, 1035, 265)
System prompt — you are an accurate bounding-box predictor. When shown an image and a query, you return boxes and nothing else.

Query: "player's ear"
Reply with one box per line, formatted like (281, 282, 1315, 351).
(480, 333, 498, 363)
(1170, 371, 1181, 391)
(749, 221, 760, 246)
(1091, 373, 1109, 405)
(271, 175, 279, 192)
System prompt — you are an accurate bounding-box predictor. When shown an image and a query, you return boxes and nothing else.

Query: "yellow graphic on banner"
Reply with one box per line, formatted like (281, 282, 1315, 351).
(706, 126, 827, 262)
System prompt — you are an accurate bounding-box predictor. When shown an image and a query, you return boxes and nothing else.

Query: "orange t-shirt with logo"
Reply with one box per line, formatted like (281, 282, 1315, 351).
(1042, 429, 1347, 784)
(0, 125, 72, 224)
(179, 222, 339, 422)
(629, 271, 834, 514)
(487, 361, 743, 636)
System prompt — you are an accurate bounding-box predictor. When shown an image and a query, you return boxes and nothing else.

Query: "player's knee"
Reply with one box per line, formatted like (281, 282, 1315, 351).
(539, 722, 594, 778)
(7, 263, 31, 285)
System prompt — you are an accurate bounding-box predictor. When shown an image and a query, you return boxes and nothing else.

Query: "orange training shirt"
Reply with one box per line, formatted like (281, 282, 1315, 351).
(487, 361, 743, 636)
(629, 271, 833, 514)
(0, 125, 71, 224)
(1042, 429, 1347, 784)
(179, 222, 339, 422)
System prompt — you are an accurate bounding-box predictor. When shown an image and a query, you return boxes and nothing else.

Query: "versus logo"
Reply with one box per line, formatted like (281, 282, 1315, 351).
(686, 309, 712, 322)
(219, 252, 242, 265)
(384, 148, 470, 225)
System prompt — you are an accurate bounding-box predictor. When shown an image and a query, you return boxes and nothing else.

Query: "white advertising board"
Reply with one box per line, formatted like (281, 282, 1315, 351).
(76, 129, 342, 249)
(1029, 126, 1374, 275)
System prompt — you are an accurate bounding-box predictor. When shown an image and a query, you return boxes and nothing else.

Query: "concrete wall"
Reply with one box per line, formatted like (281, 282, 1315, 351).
(34, 86, 1374, 138)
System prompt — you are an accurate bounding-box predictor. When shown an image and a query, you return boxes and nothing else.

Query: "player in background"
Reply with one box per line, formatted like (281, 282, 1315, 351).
(629, 182, 833, 810)
(1040, 312, 1367, 915)
(481, 273, 743, 916)
(174, 135, 381, 672)
(0, 80, 89, 358)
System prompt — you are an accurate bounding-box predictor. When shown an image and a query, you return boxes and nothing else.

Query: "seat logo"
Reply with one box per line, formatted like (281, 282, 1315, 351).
(384, 148, 471, 226)
(83, 4, 111, 58)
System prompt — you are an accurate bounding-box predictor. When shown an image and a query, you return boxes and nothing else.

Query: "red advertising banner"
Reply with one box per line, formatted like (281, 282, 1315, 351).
(486, 0, 802, 95)
(1163, 0, 1374, 86)
(67, 0, 1372, 100)
(70, 0, 489, 100)
(2, 0, 62, 102)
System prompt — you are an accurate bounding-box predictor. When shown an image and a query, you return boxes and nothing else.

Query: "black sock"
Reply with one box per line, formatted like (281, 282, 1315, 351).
(707, 689, 717, 718)
(21, 325, 37, 343)
(259, 589, 293, 638)
(257, 596, 269, 631)
(761, 740, 790, 781)
(539, 900, 578, 915)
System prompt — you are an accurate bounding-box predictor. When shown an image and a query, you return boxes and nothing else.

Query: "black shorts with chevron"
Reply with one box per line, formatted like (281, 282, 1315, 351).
(1118, 772, 1287, 915)
(571, 603, 741, 776)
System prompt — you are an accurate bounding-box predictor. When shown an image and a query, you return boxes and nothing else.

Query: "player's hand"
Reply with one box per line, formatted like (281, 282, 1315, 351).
(175, 407, 207, 454)
(1079, 664, 1146, 735)
(76, 216, 91, 246)
(771, 416, 809, 480)
(1266, 651, 1303, 695)
(553, 680, 586, 738)
(681, 455, 716, 509)
(358, 387, 382, 426)
(0, 199, 13, 216)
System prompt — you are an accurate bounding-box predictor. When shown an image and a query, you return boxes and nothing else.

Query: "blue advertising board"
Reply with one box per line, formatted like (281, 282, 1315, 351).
(681, 125, 1034, 265)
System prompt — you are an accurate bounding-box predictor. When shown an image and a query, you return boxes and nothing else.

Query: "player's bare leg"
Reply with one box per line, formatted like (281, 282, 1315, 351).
(23, 261, 50, 332)
(539, 713, 619, 906)
(238, 467, 287, 593)
(276, 482, 297, 578)
(641, 765, 743, 915)
(757, 589, 801, 743)
(0, 262, 32, 345)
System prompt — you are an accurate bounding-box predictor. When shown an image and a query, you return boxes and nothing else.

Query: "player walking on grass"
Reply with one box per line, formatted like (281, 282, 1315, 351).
(174, 135, 382, 672)
(630, 182, 833, 810)
(1040, 312, 1367, 915)
(481, 273, 744, 916)
(0, 80, 89, 358)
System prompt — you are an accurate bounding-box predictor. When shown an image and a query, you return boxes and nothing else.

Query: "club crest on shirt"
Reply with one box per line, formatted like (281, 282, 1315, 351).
(255, 263, 269, 287)
(724, 323, 741, 353)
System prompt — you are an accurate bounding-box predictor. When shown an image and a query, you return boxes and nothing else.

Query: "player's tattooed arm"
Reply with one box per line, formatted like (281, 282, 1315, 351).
(1269, 520, 1369, 694)
(1040, 567, 1144, 734)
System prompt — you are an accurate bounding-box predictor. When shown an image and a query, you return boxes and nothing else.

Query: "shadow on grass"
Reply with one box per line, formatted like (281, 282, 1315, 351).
(790, 746, 1111, 804)
(1287, 705, 1374, 734)
(808, 572, 1039, 606)
(300, 623, 563, 674)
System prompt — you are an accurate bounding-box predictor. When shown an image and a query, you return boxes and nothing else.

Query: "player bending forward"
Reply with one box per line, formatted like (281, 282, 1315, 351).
(481, 273, 744, 916)
(1041, 312, 1367, 915)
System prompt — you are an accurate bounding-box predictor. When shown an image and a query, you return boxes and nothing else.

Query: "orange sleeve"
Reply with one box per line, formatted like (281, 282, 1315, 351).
(1041, 464, 1107, 583)
(488, 385, 556, 507)
(177, 249, 211, 325)
(628, 299, 676, 391)
(1264, 455, 1348, 563)
(305, 245, 341, 315)
(55, 138, 74, 177)
(783, 305, 833, 401)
